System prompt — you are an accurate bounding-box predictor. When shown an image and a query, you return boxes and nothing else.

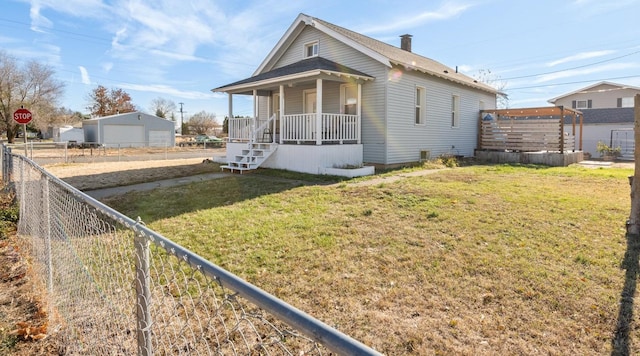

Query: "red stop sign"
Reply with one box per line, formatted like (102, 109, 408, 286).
(13, 108, 32, 124)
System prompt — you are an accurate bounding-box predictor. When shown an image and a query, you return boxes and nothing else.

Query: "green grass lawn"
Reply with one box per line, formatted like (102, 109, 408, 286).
(105, 164, 638, 355)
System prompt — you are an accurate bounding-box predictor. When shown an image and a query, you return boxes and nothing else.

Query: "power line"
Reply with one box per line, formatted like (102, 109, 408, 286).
(500, 49, 640, 81)
(505, 74, 640, 91)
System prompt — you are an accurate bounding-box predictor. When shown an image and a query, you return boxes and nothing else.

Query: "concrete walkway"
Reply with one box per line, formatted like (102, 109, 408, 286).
(85, 172, 231, 199)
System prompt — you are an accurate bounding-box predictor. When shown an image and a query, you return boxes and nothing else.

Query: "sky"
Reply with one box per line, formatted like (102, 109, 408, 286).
(2, 0, 639, 123)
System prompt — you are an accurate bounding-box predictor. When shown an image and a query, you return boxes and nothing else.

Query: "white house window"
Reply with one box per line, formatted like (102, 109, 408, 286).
(341, 84, 357, 115)
(621, 97, 634, 107)
(576, 100, 588, 109)
(304, 41, 318, 58)
(415, 86, 425, 125)
(451, 94, 459, 127)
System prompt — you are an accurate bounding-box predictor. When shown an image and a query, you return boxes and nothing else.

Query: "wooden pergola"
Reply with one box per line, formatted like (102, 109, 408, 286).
(479, 106, 583, 153)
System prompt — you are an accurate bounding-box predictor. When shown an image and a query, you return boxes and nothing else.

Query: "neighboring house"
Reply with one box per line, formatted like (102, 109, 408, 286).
(52, 125, 84, 144)
(213, 13, 498, 175)
(83, 112, 176, 148)
(549, 81, 640, 158)
(566, 108, 635, 159)
(548, 81, 640, 110)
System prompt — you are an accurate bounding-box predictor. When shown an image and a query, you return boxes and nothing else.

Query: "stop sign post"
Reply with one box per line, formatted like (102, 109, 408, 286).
(13, 107, 32, 154)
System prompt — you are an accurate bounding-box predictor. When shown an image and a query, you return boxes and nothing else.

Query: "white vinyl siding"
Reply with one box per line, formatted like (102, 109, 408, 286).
(265, 25, 497, 165)
(273, 26, 388, 164)
(386, 69, 495, 164)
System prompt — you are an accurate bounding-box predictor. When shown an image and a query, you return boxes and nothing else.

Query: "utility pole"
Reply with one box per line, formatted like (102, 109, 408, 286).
(629, 93, 640, 235)
(179, 102, 185, 135)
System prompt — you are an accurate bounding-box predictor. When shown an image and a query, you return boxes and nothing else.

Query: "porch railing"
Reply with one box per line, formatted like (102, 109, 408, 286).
(227, 117, 253, 142)
(228, 114, 360, 145)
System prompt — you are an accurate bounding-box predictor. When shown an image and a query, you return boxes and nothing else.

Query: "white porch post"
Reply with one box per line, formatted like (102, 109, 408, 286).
(279, 85, 284, 144)
(267, 93, 273, 143)
(253, 90, 257, 119)
(252, 89, 257, 142)
(316, 79, 322, 145)
(228, 94, 233, 140)
(357, 82, 362, 144)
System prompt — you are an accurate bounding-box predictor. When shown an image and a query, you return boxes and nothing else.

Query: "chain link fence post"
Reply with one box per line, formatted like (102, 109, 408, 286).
(2, 144, 6, 183)
(42, 175, 53, 293)
(135, 224, 153, 356)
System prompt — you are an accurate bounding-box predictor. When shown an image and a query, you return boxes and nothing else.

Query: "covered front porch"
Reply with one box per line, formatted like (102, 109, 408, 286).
(213, 57, 375, 175)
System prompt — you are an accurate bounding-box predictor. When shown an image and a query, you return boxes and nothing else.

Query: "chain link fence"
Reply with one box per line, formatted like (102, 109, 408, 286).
(6, 141, 222, 166)
(2, 145, 381, 355)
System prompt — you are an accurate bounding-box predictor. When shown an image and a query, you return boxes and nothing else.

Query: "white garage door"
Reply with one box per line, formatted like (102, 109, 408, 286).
(149, 130, 171, 147)
(104, 125, 144, 147)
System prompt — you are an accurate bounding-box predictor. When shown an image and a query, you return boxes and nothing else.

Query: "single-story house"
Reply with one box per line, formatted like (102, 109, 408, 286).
(83, 112, 176, 148)
(213, 13, 498, 176)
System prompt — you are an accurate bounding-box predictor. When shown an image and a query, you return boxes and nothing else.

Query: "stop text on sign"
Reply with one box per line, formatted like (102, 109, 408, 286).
(13, 108, 32, 124)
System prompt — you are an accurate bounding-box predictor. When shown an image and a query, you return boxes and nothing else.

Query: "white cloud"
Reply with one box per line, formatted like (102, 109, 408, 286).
(546, 50, 616, 67)
(360, 2, 473, 34)
(29, 3, 52, 32)
(78, 66, 91, 84)
(29, 0, 108, 19)
(534, 62, 640, 83)
(118, 83, 217, 100)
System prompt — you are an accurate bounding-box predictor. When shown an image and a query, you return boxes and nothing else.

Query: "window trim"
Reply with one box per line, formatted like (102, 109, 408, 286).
(304, 41, 319, 58)
(415, 86, 426, 125)
(451, 94, 460, 128)
(575, 100, 588, 109)
(621, 97, 634, 108)
(340, 83, 358, 115)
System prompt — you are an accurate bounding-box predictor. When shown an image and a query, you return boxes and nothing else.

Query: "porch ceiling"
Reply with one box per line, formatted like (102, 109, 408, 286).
(212, 56, 374, 94)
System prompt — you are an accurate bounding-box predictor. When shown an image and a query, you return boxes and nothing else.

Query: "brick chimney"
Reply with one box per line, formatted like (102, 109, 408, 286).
(400, 34, 412, 52)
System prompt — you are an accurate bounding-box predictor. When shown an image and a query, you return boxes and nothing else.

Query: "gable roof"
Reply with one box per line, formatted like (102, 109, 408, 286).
(214, 56, 373, 92)
(548, 81, 640, 104)
(250, 13, 497, 94)
(84, 111, 169, 122)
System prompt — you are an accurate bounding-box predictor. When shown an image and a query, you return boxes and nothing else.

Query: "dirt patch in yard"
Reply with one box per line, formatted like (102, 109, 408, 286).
(43, 157, 222, 191)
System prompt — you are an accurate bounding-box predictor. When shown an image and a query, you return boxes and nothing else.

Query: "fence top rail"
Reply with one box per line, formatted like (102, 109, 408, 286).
(10, 149, 381, 356)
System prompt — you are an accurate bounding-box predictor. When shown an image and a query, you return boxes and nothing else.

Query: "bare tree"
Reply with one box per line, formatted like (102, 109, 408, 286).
(474, 69, 509, 109)
(0, 50, 65, 142)
(187, 111, 218, 135)
(87, 85, 136, 117)
(150, 97, 176, 119)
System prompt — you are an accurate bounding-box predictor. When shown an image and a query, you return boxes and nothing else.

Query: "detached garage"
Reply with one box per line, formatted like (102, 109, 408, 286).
(83, 112, 175, 148)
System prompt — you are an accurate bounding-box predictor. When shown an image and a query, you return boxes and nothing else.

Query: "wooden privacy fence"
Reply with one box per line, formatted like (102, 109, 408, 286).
(479, 107, 583, 153)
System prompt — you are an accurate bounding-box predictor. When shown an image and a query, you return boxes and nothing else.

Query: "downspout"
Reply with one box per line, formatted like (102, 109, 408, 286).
(384, 68, 389, 165)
